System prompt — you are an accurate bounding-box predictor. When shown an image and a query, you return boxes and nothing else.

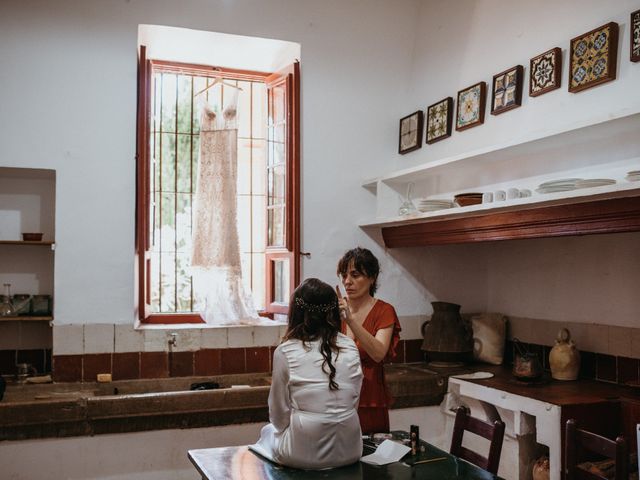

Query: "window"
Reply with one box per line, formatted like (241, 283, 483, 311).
(136, 47, 300, 323)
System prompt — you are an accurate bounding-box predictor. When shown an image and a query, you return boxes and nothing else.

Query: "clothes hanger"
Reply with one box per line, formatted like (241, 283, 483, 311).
(194, 76, 243, 97)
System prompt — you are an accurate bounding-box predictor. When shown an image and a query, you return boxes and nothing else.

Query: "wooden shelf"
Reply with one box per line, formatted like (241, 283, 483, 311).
(379, 196, 640, 247)
(0, 316, 53, 322)
(0, 240, 54, 247)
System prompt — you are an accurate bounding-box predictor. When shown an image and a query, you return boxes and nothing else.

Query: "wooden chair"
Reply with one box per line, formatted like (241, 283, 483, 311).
(450, 406, 505, 475)
(565, 418, 628, 480)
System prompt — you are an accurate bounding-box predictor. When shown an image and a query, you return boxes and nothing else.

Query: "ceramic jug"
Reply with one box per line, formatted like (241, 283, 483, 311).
(421, 301, 473, 365)
(532, 456, 550, 480)
(549, 328, 580, 381)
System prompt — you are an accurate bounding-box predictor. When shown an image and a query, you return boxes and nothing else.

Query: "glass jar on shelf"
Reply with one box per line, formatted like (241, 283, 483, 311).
(0, 283, 15, 317)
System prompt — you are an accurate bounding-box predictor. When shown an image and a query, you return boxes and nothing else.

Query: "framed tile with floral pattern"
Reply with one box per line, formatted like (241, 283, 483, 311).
(455, 82, 486, 132)
(426, 97, 453, 144)
(569, 22, 619, 93)
(530, 48, 562, 97)
(398, 110, 424, 154)
(491, 65, 523, 115)
(632, 9, 640, 62)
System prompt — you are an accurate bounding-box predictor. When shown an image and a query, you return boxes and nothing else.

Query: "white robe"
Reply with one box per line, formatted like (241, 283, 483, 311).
(250, 334, 363, 469)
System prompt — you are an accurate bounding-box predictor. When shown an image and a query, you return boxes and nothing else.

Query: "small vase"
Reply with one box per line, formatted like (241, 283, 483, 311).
(532, 456, 550, 480)
(549, 328, 580, 381)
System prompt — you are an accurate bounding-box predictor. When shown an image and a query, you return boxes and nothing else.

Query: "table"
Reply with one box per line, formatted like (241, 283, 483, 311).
(188, 436, 504, 480)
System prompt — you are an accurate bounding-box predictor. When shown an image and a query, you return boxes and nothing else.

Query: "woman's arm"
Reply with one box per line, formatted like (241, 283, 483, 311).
(337, 287, 393, 363)
(347, 319, 393, 363)
(268, 347, 291, 432)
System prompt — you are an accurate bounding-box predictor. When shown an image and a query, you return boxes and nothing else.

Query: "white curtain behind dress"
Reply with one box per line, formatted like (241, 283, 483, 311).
(191, 90, 259, 325)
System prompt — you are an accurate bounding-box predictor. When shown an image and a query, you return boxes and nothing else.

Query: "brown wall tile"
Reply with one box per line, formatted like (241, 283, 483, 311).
(405, 339, 425, 363)
(112, 352, 140, 380)
(221, 348, 245, 374)
(53, 355, 82, 382)
(596, 353, 617, 383)
(170, 351, 194, 377)
(194, 349, 221, 376)
(83, 353, 112, 382)
(617, 356, 639, 385)
(0, 350, 16, 375)
(269, 346, 276, 371)
(140, 351, 169, 378)
(246, 347, 270, 373)
(579, 351, 596, 379)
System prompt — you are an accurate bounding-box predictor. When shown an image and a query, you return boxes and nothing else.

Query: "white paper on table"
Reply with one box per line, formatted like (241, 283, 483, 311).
(360, 439, 411, 466)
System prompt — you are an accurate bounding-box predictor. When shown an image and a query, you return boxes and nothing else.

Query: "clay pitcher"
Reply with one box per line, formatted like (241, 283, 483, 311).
(549, 328, 580, 380)
(421, 301, 473, 366)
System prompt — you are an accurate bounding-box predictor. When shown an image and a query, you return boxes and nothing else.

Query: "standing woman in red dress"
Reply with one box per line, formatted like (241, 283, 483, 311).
(336, 247, 402, 434)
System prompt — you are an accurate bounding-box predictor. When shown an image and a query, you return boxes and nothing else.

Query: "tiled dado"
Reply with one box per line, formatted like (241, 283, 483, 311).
(507, 316, 640, 359)
(50, 339, 426, 382)
(504, 340, 640, 386)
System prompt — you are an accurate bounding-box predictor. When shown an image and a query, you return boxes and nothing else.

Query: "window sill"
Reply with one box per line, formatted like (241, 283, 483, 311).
(135, 316, 287, 331)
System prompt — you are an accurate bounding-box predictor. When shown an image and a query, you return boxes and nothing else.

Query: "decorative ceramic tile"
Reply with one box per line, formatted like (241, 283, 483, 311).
(530, 48, 562, 97)
(426, 97, 453, 144)
(398, 110, 424, 154)
(632, 9, 640, 62)
(569, 22, 618, 93)
(491, 65, 523, 115)
(455, 82, 486, 131)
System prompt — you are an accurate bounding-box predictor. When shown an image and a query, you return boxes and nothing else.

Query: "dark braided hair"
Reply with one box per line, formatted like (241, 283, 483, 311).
(284, 278, 342, 390)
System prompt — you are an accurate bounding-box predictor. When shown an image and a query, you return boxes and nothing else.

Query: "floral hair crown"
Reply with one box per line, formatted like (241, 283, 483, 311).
(295, 296, 337, 313)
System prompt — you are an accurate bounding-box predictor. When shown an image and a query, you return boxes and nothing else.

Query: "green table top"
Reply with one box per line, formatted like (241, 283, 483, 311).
(188, 432, 504, 480)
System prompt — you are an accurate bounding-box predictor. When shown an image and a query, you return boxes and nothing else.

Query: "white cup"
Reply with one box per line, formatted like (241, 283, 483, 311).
(507, 188, 520, 200)
(482, 192, 493, 203)
(494, 190, 506, 201)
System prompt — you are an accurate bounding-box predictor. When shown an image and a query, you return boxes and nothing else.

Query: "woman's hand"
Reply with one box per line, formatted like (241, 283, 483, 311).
(336, 285, 353, 324)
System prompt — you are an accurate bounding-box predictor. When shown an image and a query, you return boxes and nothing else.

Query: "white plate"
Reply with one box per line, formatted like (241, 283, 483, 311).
(451, 371, 495, 380)
(575, 179, 616, 188)
(539, 178, 581, 187)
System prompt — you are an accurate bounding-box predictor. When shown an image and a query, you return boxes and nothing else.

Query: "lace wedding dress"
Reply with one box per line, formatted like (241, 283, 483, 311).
(191, 91, 258, 325)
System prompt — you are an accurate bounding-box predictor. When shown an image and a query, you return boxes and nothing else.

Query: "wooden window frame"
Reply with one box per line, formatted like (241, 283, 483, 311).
(135, 49, 300, 323)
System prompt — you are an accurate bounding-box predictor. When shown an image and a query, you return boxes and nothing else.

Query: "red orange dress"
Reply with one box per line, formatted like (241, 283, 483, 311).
(342, 299, 401, 434)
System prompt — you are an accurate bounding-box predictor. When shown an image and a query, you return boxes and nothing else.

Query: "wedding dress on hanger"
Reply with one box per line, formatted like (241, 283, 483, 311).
(191, 89, 258, 325)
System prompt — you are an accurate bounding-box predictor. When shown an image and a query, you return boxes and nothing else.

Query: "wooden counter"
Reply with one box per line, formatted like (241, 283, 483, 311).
(447, 365, 640, 480)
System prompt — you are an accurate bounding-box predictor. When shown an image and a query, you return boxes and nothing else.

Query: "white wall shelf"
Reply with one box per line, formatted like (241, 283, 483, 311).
(361, 112, 640, 227)
(361, 181, 640, 229)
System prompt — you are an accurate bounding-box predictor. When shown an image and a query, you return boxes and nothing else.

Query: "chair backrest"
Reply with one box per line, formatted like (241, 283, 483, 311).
(450, 406, 505, 475)
(565, 418, 628, 480)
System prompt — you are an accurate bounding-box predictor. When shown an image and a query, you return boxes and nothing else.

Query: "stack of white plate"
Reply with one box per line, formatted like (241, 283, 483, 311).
(574, 178, 616, 189)
(536, 178, 581, 194)
(626, 170, 640, 182)
(417, 199, 454, 212)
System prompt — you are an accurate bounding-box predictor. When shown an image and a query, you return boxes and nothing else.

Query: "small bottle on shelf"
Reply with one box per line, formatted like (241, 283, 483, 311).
(0, 283, 15, 317)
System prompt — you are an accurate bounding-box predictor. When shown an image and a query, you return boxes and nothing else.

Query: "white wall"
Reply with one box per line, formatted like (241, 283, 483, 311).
(0, 0, 419, 326)
(380, 0, 640, 325)
(0, 422, 264, 480)
(401, 0, 640, 172)
(1, 0, 637, 329)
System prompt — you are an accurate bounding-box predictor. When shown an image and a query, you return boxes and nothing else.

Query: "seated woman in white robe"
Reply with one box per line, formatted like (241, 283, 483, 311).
(250, 278, 363, 469)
